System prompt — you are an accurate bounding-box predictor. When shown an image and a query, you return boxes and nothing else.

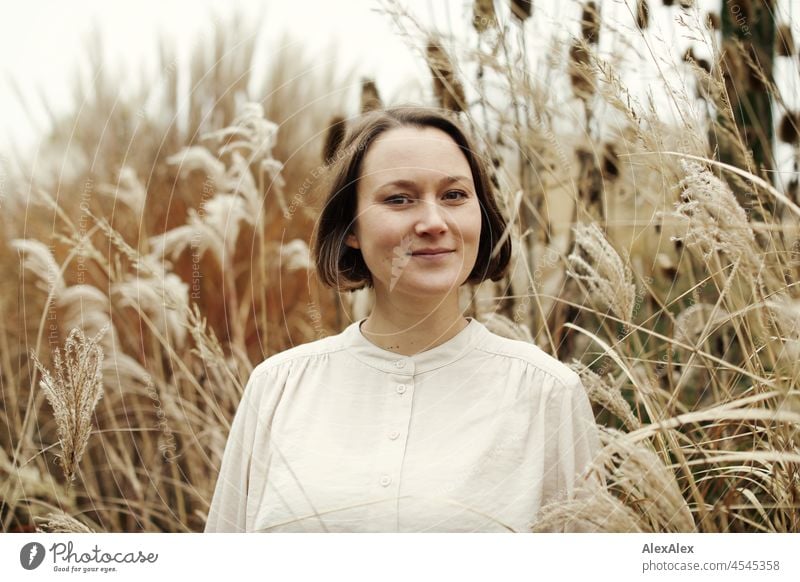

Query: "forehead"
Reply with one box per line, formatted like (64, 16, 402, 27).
(360, 126, 472, 179)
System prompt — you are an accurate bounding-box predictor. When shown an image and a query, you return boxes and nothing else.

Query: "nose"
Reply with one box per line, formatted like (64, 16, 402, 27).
(414, 198, 448, 235)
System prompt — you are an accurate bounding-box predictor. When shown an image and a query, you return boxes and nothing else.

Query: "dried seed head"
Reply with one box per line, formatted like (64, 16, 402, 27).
(204, 102, 280, 166)
(636, 0, 649, 30)
(167, 146, 226, 186)
(678, 0, 693, 8)
(57, 285, 114, 345)
(532, 486, 644, 532)
(669, 161, 759, 267)
(322, 115, 347, 165)
(569, 40, 595, 98)
(510, 0, 533, 21)
(568, 223, 636, 325)
(601, 433, 695, 532)
(31, 326, 107, 483)
(360, 78, 383, 114)
(426, 39, 466, 113)
(581, 2, 600, 45)
(36, 511, 95, 533)
(776, 24, 796, 57)
(683, 47, 711, 74)
(472, 0, 497, 34)
(674, 303, 730, 344)
(778, 112, 799, 146)
(706, 12, 721, 30)
(569, 361, 640, 430)
(113, 262, 189, 350)
(11, 239, 66, 297)
(280, 239, 311, 272)
(97, 166, 146, 219)
(601, 143, 620, 181)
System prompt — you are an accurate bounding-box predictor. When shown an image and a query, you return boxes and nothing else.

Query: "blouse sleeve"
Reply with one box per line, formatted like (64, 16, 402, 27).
(557, 375, 602, 498)
(539, 372, 604, 531)
(204, 362, 282, 532)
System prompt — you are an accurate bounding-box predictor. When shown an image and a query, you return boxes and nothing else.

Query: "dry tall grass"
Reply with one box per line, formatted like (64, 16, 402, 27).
(1, 3, 799, 532)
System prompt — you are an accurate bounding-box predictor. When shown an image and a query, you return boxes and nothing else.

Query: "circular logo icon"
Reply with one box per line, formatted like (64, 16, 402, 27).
(20, 542, 46, 570)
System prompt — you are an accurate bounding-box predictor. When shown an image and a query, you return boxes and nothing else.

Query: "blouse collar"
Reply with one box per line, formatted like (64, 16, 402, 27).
(341, 316, 486, 376)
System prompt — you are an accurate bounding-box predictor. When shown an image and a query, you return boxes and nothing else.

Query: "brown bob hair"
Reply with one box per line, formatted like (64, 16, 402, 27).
(312, 106, 511, 291)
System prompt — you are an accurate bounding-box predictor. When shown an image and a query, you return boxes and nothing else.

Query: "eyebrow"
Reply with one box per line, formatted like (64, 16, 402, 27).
(372, 175, 473, 196)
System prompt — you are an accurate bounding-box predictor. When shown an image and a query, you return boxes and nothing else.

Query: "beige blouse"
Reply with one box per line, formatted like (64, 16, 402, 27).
(205, 317, 600, 532)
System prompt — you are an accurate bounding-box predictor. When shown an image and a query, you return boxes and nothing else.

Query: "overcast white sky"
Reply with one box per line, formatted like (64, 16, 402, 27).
(1, 0, 798, 172)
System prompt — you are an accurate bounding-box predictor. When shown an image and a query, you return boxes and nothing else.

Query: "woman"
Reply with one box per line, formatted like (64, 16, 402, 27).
(205, 106, 600, 532)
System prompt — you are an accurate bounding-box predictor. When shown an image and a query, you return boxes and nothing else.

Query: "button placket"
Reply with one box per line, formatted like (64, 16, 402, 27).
(379, 370, 414, 497)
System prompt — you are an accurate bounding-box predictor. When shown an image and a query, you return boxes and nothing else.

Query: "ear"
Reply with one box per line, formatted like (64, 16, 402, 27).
(345, 231, 360, 250)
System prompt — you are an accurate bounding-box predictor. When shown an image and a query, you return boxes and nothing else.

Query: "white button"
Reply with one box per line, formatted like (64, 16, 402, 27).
(393, 360, 405, 368)
(380, 475, 392, 487)
(396, 384, 407, 395)
(388, 430, 400, 440)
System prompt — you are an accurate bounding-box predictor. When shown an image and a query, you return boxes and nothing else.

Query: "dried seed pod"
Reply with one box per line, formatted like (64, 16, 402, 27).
(510, 0, 533, 21)
(581, 1, 600, 45)
(684, 47, 711, 73)
(322, 115, 347, 165)
(472, 0, 497, 34)
(678, 0, 693, 8)
(636, 0, 649, 30)
(778, 112, 799, 146)
(360, 78, 382, 113)
(426, 40, 466, 113)
(706, 12, 721, 30)
(602, 143, 620, 181)
(776, 24, 795, 57)
(569, 39, 594, 98)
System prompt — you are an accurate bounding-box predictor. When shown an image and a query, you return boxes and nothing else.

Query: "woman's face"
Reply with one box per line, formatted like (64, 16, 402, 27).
(345, 126, 482, 301)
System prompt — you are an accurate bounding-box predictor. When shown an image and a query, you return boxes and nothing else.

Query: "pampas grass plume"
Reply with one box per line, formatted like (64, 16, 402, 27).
(568, 223, 636, 325)
(31, 326, 108, 483)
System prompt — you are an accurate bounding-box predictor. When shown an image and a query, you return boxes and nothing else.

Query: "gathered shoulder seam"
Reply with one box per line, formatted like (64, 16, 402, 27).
(472, 342, 579, 389)
(248, 344, 349, 381)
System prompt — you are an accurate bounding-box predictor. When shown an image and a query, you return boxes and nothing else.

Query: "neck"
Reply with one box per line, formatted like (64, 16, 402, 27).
(360, 293, 469, 356)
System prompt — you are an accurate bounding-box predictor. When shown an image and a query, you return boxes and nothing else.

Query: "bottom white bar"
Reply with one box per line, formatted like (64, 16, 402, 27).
(1, 533, 797, 581)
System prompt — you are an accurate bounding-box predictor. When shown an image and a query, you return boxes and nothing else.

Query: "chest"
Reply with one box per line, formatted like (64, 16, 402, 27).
(247, 367, 552, 532)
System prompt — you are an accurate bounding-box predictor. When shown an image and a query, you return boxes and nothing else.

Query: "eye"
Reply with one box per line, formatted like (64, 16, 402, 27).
(443, 190, 468, 201)
(385, 194, 413, 205)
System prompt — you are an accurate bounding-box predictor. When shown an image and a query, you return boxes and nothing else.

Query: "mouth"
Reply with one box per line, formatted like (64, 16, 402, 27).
(410, 250, 455, 259)
(411, 248, 455, 256)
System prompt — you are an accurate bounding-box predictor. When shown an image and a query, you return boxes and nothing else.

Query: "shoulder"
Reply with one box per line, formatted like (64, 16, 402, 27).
(474, 325, 581, 389)
(247, 329, 347, 380)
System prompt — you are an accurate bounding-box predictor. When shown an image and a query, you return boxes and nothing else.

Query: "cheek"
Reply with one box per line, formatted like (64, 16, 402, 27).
(463, 206, 483, 242)
(357, 212, 400, 255)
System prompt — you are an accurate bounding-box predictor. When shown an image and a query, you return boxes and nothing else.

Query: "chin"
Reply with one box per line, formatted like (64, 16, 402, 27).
(396, 278, 463, 297)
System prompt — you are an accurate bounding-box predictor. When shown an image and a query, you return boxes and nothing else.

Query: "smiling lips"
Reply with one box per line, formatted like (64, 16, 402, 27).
(411, 248, 455, 256)
(410, 249, 455, 262)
